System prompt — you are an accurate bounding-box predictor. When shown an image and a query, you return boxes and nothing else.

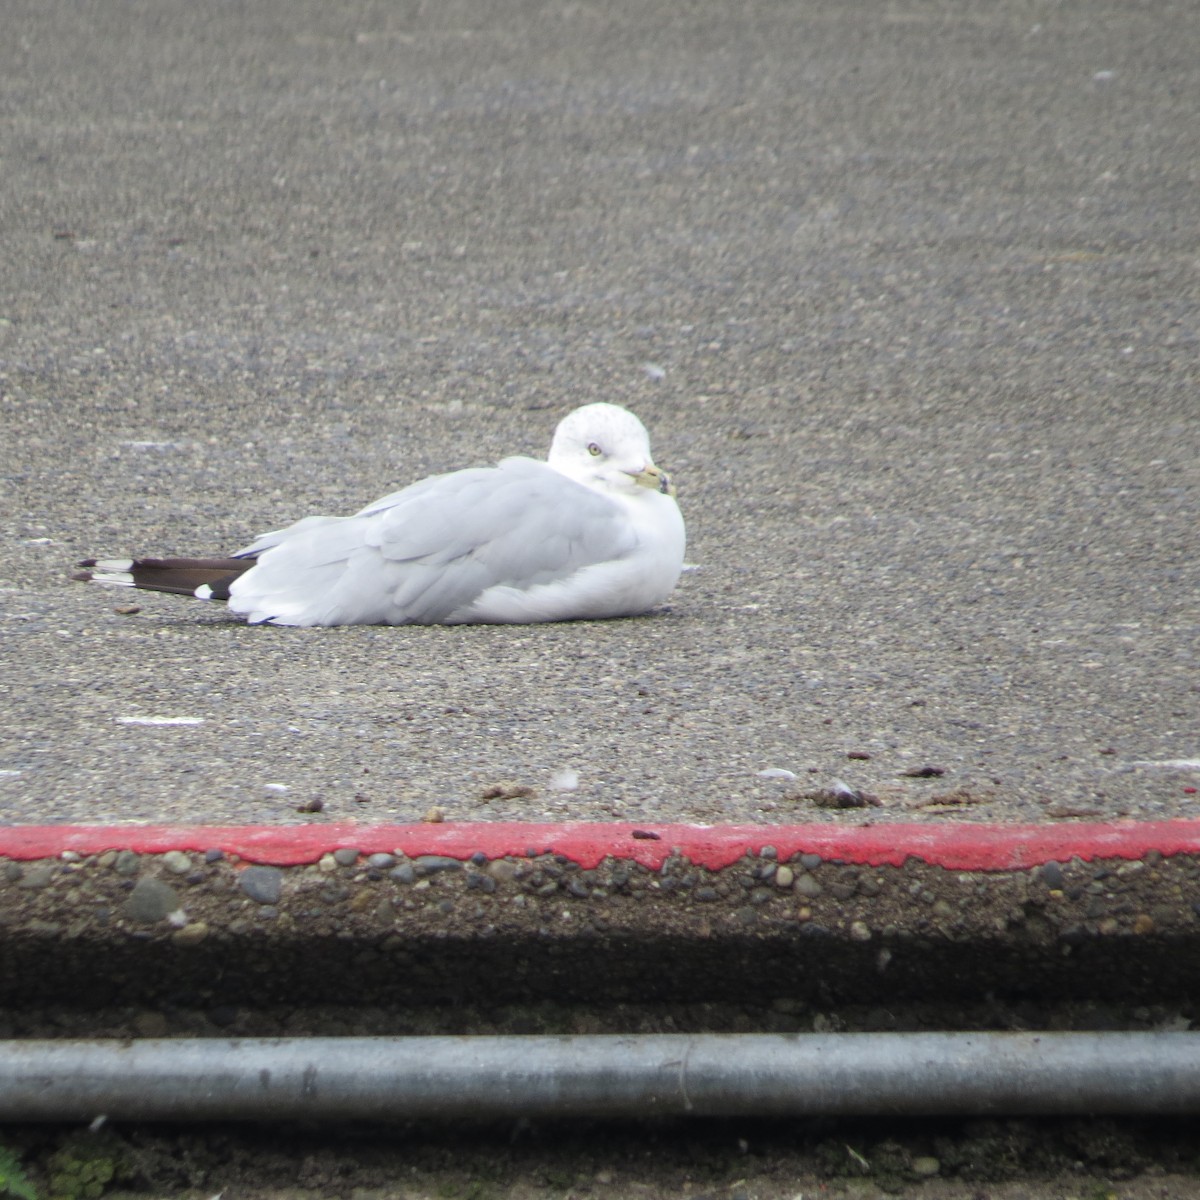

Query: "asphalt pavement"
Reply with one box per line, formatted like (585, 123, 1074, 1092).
(1, 0, 1197, 827)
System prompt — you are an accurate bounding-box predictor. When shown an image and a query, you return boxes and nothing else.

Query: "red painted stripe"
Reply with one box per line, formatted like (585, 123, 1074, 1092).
(2, 820, 1200, 871)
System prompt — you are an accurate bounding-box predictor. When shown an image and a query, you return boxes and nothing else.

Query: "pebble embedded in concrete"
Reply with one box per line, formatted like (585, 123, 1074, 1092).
(122, 877, 180, 923)
(487, 860, 517, 883)
(415, 855, 464, 876)
(114, 850, 140, 876)
(239, 866, 283, 905)
(1040, 862, 1064, 889)
(162, 851, 192, 875)
(794, 874, 823, 899)
(172, 922, 210, 945)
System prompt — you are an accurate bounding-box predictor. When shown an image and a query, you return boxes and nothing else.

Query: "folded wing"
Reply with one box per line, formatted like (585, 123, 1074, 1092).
(228, 458, 637, 626)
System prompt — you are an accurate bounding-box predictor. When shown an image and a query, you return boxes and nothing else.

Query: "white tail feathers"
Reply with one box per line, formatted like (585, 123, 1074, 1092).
(87, 566, 135, 587)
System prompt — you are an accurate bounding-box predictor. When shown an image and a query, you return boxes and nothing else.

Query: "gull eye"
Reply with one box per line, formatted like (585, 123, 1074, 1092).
(587, 442, 603, 457)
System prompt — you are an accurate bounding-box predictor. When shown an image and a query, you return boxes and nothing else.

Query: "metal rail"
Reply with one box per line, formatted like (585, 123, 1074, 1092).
(3, 1032, 1199, 1121)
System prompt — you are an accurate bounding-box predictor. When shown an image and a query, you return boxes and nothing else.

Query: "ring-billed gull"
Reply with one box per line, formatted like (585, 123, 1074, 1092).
(76, 403, 686, 627)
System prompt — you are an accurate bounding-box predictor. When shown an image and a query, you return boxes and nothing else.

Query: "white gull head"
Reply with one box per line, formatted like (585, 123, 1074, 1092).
(547, 402, 674, 496)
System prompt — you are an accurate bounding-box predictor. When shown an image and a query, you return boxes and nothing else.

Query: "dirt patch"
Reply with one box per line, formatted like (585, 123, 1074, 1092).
(3, 1115, 1200, 1199)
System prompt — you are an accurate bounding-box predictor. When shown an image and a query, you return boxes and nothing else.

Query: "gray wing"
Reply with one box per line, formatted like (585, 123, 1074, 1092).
(227, 458, 636, 626)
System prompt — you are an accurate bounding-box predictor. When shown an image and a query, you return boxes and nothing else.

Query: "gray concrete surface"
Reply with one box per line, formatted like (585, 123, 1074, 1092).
(1, 0, 1197, 827)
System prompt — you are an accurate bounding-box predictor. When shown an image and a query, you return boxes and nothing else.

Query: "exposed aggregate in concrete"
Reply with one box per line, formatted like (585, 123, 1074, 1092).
(2, 845, 1200, 1014)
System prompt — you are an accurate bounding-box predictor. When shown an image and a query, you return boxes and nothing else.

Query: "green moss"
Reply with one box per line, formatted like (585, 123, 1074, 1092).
(0, 1145, 38, 1200)
(45, 1134, 133, 1200)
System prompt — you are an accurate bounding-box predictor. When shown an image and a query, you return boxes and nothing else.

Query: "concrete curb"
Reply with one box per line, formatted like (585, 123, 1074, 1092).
(3, 820, 1199, 1015)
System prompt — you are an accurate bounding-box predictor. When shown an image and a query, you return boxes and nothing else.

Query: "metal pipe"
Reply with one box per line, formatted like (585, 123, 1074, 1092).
(3, 1032, 1200, 1121)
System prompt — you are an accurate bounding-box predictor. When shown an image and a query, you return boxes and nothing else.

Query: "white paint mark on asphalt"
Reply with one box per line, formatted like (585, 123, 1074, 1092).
(116, 716, 206, 726)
